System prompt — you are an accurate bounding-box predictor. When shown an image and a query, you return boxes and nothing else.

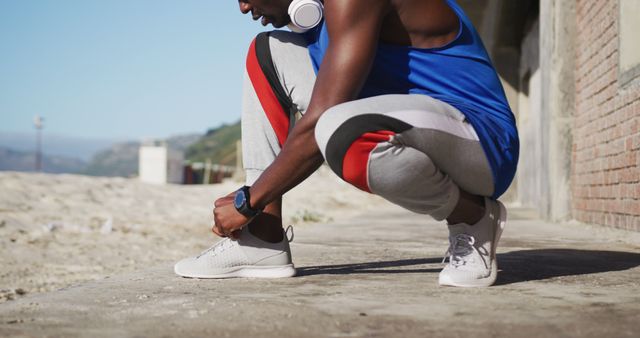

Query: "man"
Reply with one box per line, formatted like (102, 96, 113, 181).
(174, 0, 519, 287)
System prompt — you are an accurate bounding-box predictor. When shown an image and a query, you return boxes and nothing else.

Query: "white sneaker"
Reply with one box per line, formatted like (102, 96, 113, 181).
(439, 198, 507, 287)
(174, 226, 296, 278)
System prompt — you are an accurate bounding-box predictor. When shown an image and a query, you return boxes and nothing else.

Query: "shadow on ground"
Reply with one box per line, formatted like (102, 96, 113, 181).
(297, 249, 640, 285)
(297, 258, 442, 276)
(495, 249, 640, 285)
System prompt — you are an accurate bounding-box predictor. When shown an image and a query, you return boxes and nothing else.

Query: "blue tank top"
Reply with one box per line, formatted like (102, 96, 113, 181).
(303, 0, 519, 198)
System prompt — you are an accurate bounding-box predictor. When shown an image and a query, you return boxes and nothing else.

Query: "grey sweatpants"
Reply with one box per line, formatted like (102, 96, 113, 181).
(242, 31, 494, 221)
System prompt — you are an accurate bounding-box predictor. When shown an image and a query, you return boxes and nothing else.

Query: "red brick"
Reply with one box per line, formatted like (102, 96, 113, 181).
(624, 199, 640, 215)
(626, 151, 637, 167)
(572, 0, 639, 230)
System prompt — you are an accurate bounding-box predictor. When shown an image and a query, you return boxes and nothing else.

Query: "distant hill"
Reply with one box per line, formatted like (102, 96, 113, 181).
(82, 133, 202, 177)
(163, 134, 203, 153)
(185, 121, 241, 165)
(0, 132, 118, 161)
(82, 141, 140, 177)
(0, 125, 240, 178)
(0, 147, 86, 174)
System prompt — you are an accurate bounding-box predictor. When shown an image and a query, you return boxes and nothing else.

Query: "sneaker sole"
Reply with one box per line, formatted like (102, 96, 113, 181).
(175, 264, 296, 279)
(438, 200, 507, 288)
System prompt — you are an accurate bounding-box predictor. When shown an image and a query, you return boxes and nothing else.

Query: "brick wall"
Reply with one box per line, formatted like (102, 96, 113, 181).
(573, 0, 640, 231)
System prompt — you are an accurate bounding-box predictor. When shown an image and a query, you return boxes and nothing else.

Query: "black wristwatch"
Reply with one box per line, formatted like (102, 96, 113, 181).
(234, 186, 262, 218)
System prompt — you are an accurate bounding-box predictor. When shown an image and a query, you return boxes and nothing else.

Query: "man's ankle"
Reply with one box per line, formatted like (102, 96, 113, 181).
(446, 191, 485, 225)
(248, 223, 284, 243)
(247, 213, 284, 243)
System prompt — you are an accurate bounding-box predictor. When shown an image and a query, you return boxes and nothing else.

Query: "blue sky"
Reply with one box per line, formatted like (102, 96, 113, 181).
(0, 0, 269, 141)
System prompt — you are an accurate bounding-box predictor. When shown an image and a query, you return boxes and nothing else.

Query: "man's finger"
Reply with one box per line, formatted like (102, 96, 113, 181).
(212, 224, 226, 237)
(221, 223, 232, 238)
(211, 219, 226, 237)
(230, 229, 242, 240)
(214, 196, 234, 208)
(212, 211, 226, 237)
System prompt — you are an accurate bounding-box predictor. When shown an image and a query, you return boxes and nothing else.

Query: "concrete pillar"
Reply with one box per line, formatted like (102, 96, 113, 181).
(539, 0, 575, 221)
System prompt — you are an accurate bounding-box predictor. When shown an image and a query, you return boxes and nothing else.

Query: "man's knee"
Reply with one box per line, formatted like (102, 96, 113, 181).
(316, 101, 412, 166)
(314, 104, 346, 158)
(315, 103, 401, 192)
(245, 30, 308, 74)
(267, 29, 308, 47)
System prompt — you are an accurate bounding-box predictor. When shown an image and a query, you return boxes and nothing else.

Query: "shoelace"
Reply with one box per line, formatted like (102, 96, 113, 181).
(442, 233, 488, 268)
(196, 225, 294, 259)
(197, 238, 234, 259)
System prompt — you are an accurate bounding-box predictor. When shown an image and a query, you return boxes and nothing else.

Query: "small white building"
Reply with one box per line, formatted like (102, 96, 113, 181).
(138, 142, 184, 184)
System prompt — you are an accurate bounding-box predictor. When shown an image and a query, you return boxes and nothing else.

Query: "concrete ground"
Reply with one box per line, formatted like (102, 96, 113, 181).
(1, 206, 639, 338)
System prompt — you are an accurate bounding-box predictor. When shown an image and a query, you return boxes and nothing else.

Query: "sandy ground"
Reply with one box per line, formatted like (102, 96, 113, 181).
(1, 200, 639, 337)
(2, 167, 640, 337)
(0, 166, 397, 303)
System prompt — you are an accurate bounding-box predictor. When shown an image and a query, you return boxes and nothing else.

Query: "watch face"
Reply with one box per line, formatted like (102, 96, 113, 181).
(234, 190, 246, 209)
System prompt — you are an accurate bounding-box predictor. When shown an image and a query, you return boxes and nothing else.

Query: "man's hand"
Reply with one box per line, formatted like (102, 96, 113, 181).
(212, 192, 249, 239)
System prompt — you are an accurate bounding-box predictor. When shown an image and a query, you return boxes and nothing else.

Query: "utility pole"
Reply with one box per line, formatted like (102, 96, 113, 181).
(33, 115, 44, 172)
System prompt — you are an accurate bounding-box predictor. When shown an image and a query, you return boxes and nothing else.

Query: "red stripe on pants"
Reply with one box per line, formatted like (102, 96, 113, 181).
(246, 38, 290, 147)
(343, 131, 395, 193)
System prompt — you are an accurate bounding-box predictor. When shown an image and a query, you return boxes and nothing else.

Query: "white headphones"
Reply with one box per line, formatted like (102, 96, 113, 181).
(287, 0, 324, 33)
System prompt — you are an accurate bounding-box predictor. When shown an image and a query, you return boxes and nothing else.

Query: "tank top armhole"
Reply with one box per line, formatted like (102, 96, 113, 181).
(378, 1, 464, 52)
(442, 0, 464, 49)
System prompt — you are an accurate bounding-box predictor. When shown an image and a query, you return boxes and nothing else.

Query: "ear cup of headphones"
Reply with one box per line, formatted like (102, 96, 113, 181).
(288, 0, 323, 32)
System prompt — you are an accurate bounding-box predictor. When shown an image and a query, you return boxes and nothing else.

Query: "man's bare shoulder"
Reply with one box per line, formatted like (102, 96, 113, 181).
(382, 0, 460, 48)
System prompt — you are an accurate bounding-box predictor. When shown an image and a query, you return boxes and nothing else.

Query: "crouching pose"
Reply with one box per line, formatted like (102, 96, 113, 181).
(175, 0, 519, 287)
